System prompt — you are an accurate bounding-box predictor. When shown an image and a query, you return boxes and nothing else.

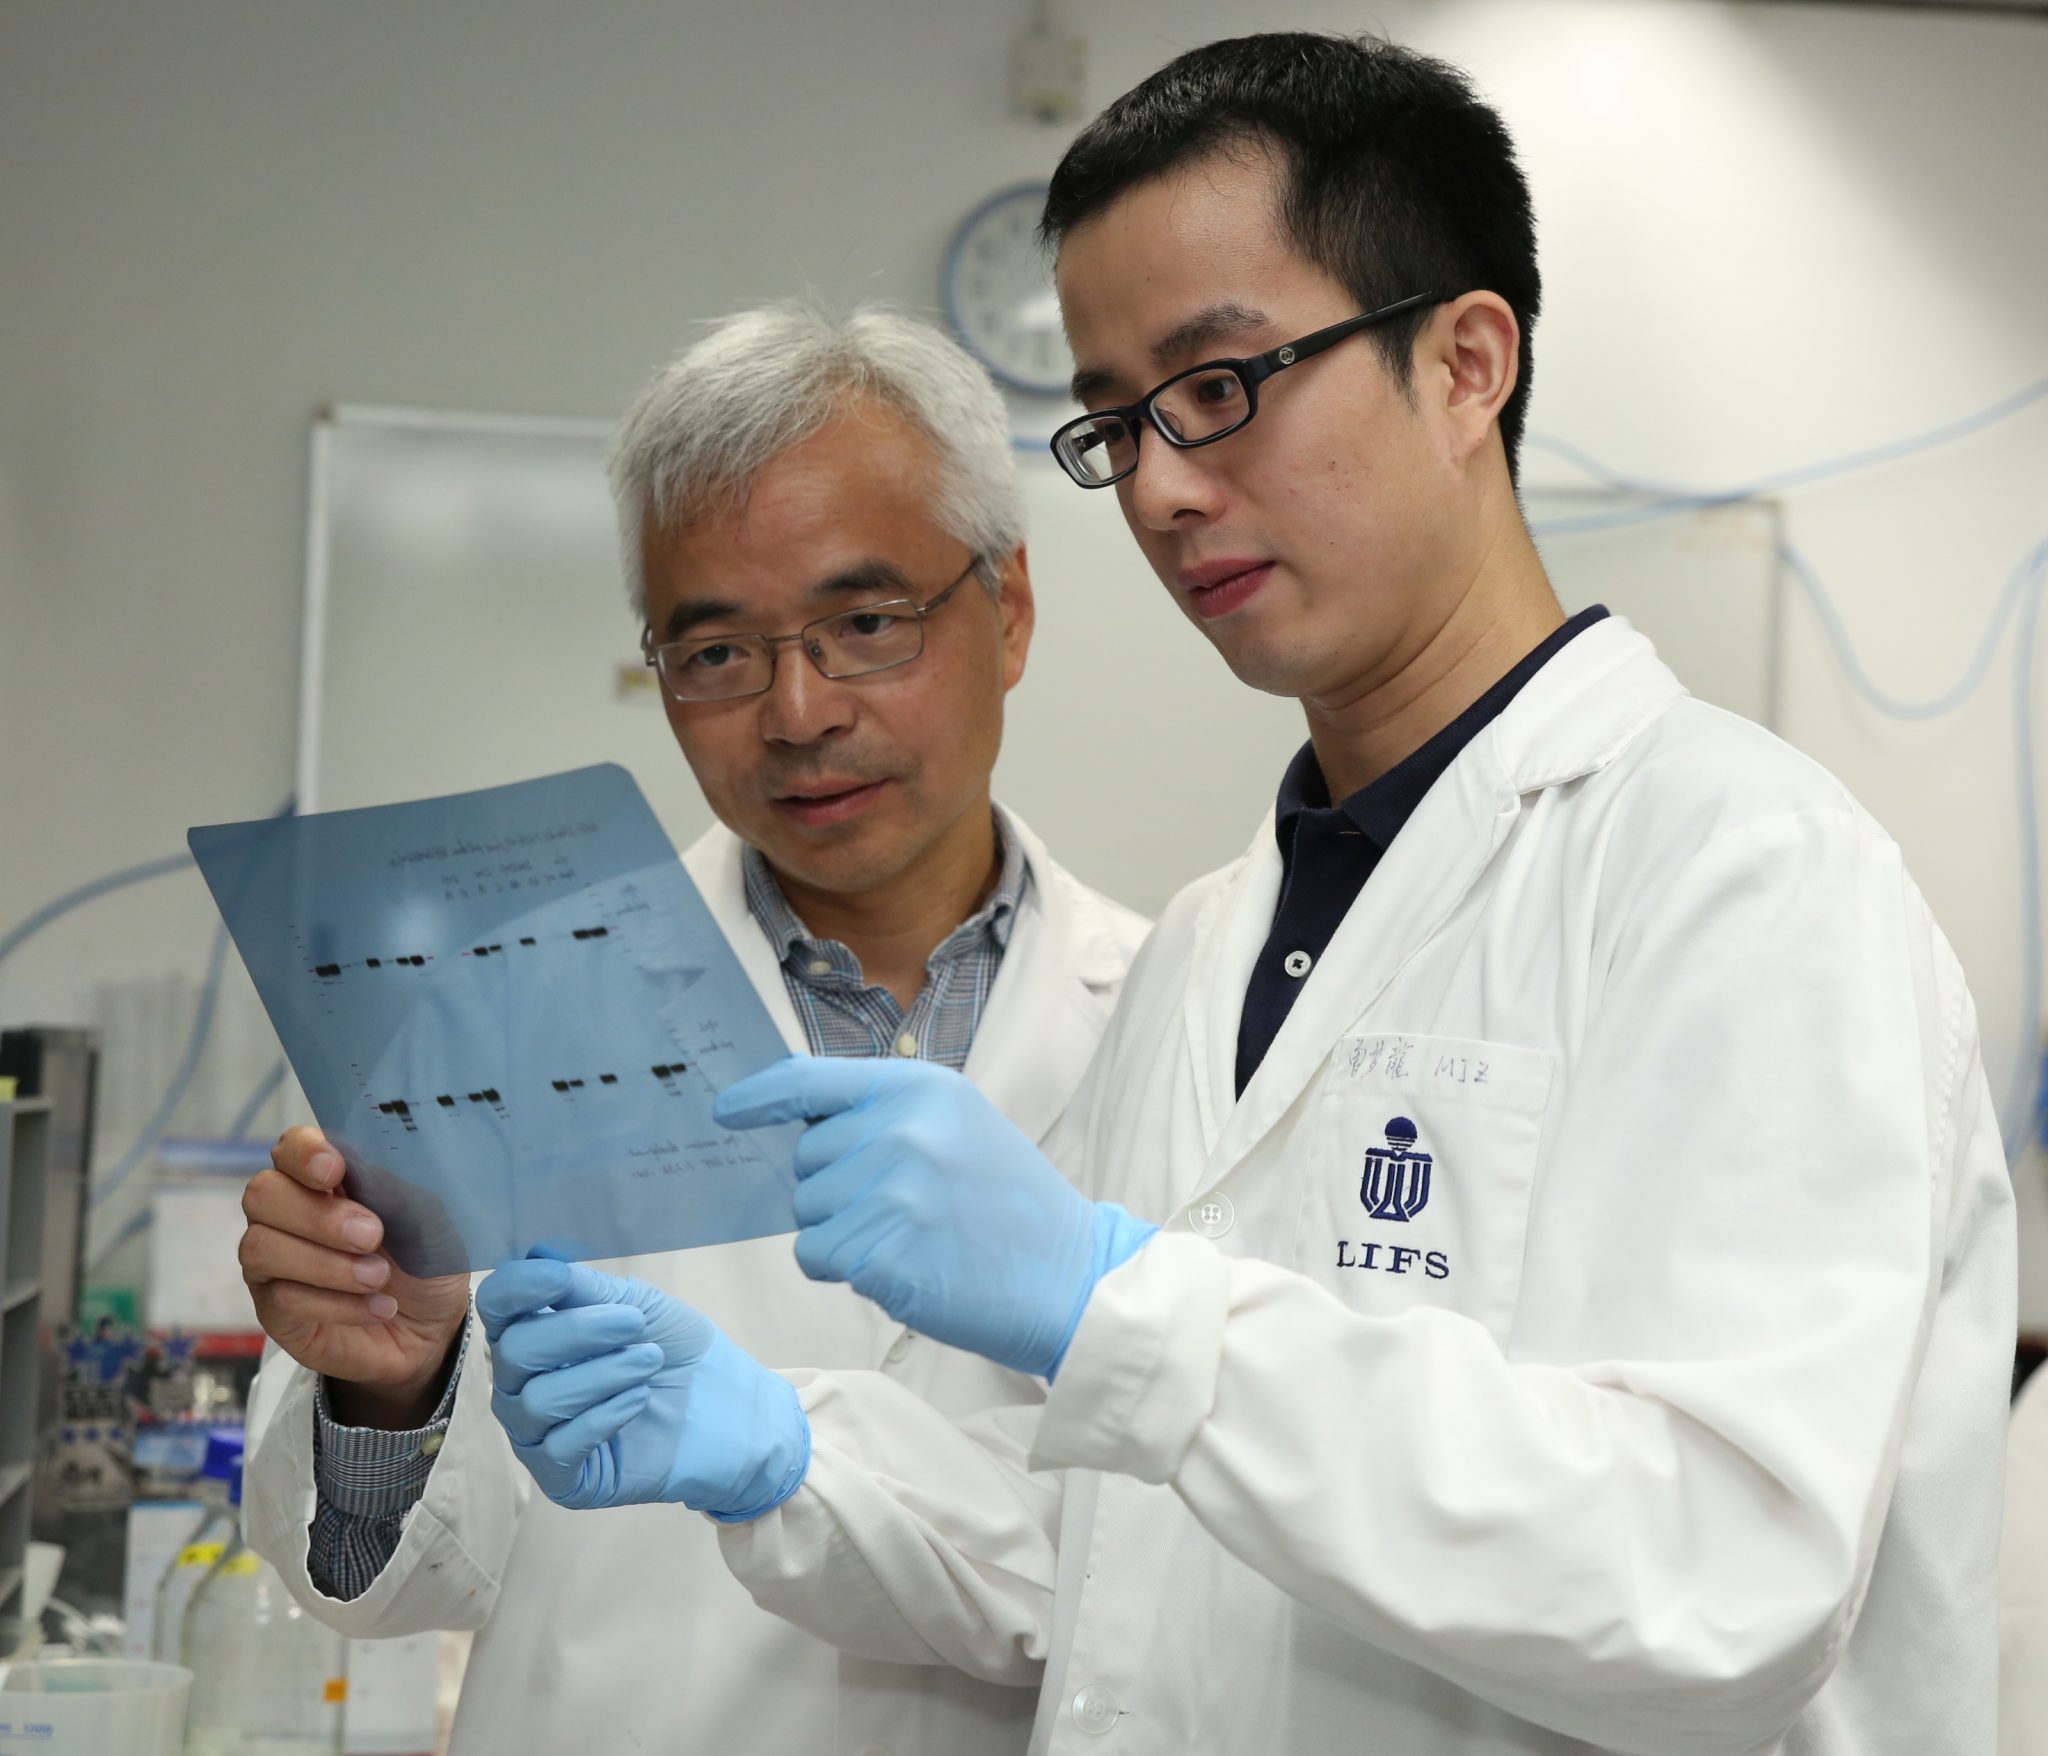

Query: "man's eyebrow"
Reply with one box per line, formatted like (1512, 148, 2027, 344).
(806, 559, 915, 603)
(662, 596, 744, 642)
(1067, 301, 1275, 406)
(1150, 301, 1274, 369)
(659, 560, 915, 642)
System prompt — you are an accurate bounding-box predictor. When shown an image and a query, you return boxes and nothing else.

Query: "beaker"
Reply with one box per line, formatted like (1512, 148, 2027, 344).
(0, 1657, 192, 1755)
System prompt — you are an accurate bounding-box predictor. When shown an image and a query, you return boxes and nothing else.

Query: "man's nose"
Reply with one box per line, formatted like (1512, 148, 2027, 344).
(757, 641, 856, 745)
(1123, 427, 1228, 532)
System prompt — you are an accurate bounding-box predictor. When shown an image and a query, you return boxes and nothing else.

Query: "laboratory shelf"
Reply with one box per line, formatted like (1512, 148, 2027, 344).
(0, 1102, 49, 1288)
(0, 1308, 34, 1470)
(0, 1471, 25, 1610)
(0, 1101, 48, 1616)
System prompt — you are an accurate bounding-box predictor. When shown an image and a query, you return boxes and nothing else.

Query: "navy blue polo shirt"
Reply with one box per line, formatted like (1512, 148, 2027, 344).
(1235, 606, 1610, 1096)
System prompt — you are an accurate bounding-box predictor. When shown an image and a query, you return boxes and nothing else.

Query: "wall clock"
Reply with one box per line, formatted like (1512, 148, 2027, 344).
(941, 182, 1072, 398)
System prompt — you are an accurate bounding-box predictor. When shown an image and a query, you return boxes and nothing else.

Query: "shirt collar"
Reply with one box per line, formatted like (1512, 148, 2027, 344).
(1275, 604, 1612, 855)
(741, 805, 1032, 974)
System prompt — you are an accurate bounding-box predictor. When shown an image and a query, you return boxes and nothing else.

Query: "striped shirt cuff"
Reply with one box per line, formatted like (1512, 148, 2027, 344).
(308, 1322, 467, 1598)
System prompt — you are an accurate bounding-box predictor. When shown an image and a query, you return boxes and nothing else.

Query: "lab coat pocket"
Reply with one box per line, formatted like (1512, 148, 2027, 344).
(1296, 1032, 1554, 1342)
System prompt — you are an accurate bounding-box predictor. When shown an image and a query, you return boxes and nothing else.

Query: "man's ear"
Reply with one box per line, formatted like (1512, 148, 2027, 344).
(995, 544, 1035, 692)
(1424, 292, 1520, 470)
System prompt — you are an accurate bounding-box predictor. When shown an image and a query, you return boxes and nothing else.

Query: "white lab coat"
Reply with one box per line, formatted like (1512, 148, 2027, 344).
(243, 812, 1149, 1756)
(2001, 1360, 2048, 1755)
(720, 619, 2017, 1755)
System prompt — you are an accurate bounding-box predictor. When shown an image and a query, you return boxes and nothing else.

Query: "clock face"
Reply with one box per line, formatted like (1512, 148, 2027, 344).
(942, 183, 1073, 398)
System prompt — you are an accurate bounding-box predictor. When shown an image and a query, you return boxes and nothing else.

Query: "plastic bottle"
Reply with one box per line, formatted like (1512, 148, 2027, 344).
(180, 1445, 347, 1754)
(151, 1426, 244, 1663)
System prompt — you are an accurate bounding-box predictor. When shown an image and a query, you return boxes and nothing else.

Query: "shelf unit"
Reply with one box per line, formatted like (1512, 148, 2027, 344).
(0, 1097, 50, 1644)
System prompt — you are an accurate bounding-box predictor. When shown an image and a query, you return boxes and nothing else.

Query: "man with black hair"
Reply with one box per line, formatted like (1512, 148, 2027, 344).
(480, 34, 2014, 1754)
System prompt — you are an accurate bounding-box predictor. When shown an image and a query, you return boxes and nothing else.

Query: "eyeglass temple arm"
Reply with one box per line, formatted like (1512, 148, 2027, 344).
(1257, 292, 1446, 375)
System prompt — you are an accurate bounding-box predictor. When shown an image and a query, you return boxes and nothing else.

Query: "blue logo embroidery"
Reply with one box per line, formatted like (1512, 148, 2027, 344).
(1360, 1117, 1432, 1222)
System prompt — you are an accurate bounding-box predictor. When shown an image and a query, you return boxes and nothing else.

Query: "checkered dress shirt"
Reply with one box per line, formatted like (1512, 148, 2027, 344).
(740, 807, 1027, 1070)
(307, 812, 1031, 1599)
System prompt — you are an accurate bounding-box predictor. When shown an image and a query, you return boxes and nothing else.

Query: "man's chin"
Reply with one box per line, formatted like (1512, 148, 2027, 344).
(747, 814, 906, 899)
(1180, 586, 1315, 697)
(1208, 629, 1322, 700)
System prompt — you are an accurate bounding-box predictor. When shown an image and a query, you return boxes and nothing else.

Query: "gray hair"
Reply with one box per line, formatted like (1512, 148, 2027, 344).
(609, 301, 1025, 617)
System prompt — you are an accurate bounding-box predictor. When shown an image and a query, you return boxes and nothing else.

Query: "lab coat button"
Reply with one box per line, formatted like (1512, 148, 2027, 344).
(885, 1330, 914, 1365)
(1188, 1193, 1234, 1238)
(894, 1032, 919, 1057)
(1072, 1683, 1120, 1735)
(1283, 949, 1312, 978)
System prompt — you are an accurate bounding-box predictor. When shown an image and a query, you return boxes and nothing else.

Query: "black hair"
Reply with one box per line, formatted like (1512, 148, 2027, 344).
(1042, 32, 1541, 484)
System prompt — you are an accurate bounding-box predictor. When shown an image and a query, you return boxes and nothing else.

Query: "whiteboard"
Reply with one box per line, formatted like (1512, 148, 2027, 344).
(302, 410, 1779, 917)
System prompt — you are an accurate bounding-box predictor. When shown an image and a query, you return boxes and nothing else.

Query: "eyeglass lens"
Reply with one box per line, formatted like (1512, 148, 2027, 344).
(1057, 365, 1253, 484)
(660, 603, 925, 701)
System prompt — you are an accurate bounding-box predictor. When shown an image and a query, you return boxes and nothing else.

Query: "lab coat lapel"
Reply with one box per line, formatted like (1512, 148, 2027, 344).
(962, 814, 1123, 1146)
(1182, 836, 1279, 1157)
(1191, 619, 1689, 1188)
(1214, 753, 1519, 1176)
(681, 824, 808, 1056)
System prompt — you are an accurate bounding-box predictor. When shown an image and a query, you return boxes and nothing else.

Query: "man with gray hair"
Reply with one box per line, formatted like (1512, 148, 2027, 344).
(231, 302, 1149, 1755)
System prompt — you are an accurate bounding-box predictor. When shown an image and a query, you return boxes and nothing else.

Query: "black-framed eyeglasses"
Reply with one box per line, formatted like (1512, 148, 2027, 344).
(641, 554, 984, 704)
(1049, 292, 1447, 489)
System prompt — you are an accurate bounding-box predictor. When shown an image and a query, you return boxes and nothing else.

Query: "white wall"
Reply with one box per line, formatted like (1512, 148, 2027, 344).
(3, 0, 2045, 1304)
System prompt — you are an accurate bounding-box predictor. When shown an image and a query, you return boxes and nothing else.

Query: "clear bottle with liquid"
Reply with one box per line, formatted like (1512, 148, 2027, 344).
(151, 1426, 244, 1664)
(180, 1446, 347, 1755)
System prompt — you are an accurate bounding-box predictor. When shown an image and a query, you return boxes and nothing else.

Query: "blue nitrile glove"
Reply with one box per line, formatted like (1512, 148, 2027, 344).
(476, 1252, 809, 1521)
(714, 1058, 1156, 1379)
